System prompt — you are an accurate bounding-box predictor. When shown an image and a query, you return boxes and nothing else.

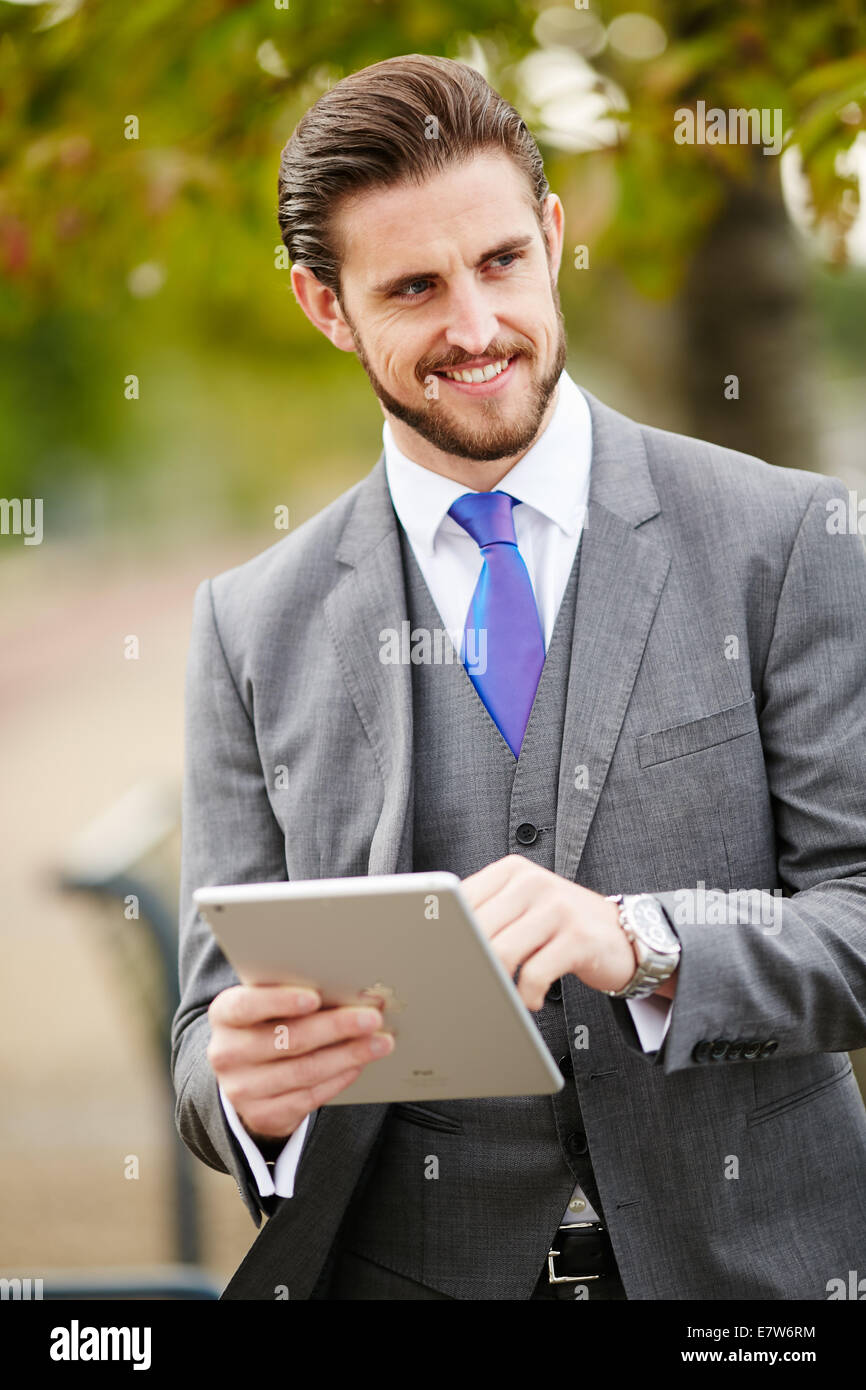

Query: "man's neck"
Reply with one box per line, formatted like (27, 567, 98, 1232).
(385, 382, 561, 490)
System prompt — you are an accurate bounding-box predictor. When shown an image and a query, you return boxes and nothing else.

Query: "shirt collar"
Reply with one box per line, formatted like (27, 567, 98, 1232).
(383, 369, 591, 559)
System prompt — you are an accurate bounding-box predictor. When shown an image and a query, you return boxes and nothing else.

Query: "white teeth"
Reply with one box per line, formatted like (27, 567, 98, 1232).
(443, 357, 511, 383)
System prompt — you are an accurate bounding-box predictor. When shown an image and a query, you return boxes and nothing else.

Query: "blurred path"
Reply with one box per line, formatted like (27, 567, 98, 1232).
(0, 512, 333, 1278)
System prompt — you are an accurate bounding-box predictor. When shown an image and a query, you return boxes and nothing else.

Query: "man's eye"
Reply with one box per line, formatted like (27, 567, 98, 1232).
(396, 279, 431, 299)
(490, 253, 519, 269)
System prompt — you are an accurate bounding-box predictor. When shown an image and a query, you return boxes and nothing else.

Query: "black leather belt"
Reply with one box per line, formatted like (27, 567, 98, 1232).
(531, 1222, 624, 1300)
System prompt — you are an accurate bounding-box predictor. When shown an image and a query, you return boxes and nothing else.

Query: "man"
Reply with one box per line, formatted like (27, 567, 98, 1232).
(171, 54, 866, 1301)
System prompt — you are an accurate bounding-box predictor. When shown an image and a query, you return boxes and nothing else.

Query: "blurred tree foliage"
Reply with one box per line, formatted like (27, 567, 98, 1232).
(0, 0, 864, 511)
(0, 0, 541, 325)
(581, 1, 865, 284)
(579, 0, 866, 466)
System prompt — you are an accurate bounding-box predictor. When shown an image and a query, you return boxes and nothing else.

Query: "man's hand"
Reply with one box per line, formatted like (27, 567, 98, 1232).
(460, 856, 676, 1009)
(207, 985, 395, 1144)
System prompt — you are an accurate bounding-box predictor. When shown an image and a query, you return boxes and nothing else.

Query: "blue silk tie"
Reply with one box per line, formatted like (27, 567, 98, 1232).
(447, 491, 546, 758)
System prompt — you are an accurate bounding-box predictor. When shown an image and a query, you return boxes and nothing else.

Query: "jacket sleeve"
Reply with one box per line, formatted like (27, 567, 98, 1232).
(171, 577, 293, 1225)
(611, 475, 866, 1074)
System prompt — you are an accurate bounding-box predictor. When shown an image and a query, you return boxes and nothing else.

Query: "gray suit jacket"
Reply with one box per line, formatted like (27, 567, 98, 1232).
(172, 387, 866, 1299)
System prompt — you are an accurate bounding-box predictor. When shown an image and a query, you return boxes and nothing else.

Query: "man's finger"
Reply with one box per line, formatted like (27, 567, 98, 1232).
(461, 854, 525, 909)
(486, 912, 558, 979)
(225, 1032, 395, 1104)
(209, 1005, 385, 1070)
(208, 983, 321, 1028)
(240, 1067, 363, 1140)
(515, 939, 575, 1011)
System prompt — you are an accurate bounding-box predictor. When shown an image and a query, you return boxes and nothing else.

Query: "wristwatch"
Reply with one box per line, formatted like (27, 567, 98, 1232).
(603, 894, 681, 1000)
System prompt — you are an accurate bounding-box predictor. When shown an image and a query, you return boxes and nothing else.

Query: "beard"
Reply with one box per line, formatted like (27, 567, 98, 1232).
(341, 283, 569, 463)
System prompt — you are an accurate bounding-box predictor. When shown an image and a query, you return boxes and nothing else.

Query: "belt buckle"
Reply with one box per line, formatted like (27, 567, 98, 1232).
(547, 1221, 606, 1285)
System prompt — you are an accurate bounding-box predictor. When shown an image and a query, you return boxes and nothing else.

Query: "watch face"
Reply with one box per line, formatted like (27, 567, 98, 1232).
(632, 898, 678, 951)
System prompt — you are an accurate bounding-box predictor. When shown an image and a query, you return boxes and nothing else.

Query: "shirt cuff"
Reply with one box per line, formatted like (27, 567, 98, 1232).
(218, 1084, 312, 1198)
(626, 993, 673, 1052)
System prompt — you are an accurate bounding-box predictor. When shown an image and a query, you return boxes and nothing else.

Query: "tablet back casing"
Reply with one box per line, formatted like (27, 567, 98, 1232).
(194, 872, 563, 1105)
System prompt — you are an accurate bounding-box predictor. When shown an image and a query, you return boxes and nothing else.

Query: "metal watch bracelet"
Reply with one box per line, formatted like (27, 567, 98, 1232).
(603, 893, 680, 1000)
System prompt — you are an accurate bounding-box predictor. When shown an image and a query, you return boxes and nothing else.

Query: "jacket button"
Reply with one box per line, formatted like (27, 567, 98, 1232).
(557, 1054, 573, 1080)
(710, 1039, 730, 1061)
(758, 1039, 779, 1059)
(692, 1040, 712, 1063)
(566, 1131, 588, 1156)
(726, 1040, 745, 1060)
(515, 822, 538, 845)
(742, 1040, 762, 1060)
(547, 979, 563, 1003)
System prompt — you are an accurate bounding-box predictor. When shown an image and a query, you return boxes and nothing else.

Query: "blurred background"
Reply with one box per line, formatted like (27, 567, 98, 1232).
(1, 0, 865, 1294)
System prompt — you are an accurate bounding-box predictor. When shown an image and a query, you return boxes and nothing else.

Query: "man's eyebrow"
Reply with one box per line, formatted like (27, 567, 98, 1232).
(369, 234, 536, 297)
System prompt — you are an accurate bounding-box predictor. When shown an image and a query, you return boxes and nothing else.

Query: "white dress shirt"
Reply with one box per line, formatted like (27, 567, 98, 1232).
(220, 370, 673, 1220)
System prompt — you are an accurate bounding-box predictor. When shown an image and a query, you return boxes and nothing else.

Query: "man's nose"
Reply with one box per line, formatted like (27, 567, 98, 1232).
(443, 278, 499, 358)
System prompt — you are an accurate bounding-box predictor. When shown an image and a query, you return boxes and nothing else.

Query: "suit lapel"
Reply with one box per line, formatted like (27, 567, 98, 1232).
(554, 390, 671, 882)
(324, 460, 415, 876)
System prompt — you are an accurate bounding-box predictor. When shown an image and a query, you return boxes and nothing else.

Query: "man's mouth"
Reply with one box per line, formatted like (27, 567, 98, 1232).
(430, 354, 520, 395)
(439, 355, 512, 384)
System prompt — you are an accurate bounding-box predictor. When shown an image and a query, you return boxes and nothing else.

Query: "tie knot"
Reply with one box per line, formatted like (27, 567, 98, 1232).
(448, 491, 517, 550)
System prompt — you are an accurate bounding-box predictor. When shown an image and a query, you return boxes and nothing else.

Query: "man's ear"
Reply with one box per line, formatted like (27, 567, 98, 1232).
(540, 192, 565, 282)
(290, 264, 356, 353)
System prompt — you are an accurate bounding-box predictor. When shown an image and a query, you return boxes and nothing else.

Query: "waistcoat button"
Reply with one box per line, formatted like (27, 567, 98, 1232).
(566, 1131, 588, 1156)
(515, 822, 538, 845)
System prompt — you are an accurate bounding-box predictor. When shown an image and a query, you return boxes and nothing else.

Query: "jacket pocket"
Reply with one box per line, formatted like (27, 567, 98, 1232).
(747, 1057, 853, 1127)
(637, 693, 759, 768)
(390, 1102, 463, 1134)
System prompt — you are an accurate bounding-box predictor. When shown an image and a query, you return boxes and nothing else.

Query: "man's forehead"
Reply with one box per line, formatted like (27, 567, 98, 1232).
(335, 154, 540, 282)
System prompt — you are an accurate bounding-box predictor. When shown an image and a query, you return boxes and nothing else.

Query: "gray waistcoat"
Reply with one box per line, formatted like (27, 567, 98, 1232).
(338, 521, 607, 1300)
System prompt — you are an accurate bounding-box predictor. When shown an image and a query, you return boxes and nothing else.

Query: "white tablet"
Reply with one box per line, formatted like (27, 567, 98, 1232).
(193, 871, 563, 1105)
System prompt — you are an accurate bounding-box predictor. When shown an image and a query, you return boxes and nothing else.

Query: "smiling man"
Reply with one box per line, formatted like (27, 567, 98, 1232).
(172, 55, 866, 1301)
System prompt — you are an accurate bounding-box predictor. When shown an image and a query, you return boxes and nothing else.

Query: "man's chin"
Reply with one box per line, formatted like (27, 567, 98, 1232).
(420, 416, 547, 462)
(390, 408, 537, 462)
(374, 379, 556, 462)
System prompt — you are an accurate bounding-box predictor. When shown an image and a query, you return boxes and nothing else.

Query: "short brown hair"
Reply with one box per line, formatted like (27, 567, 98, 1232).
(277, 54, 549, 300)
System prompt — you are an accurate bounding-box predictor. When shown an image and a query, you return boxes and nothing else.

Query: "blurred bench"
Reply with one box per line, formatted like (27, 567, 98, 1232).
(57, 779, 207, 1280)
